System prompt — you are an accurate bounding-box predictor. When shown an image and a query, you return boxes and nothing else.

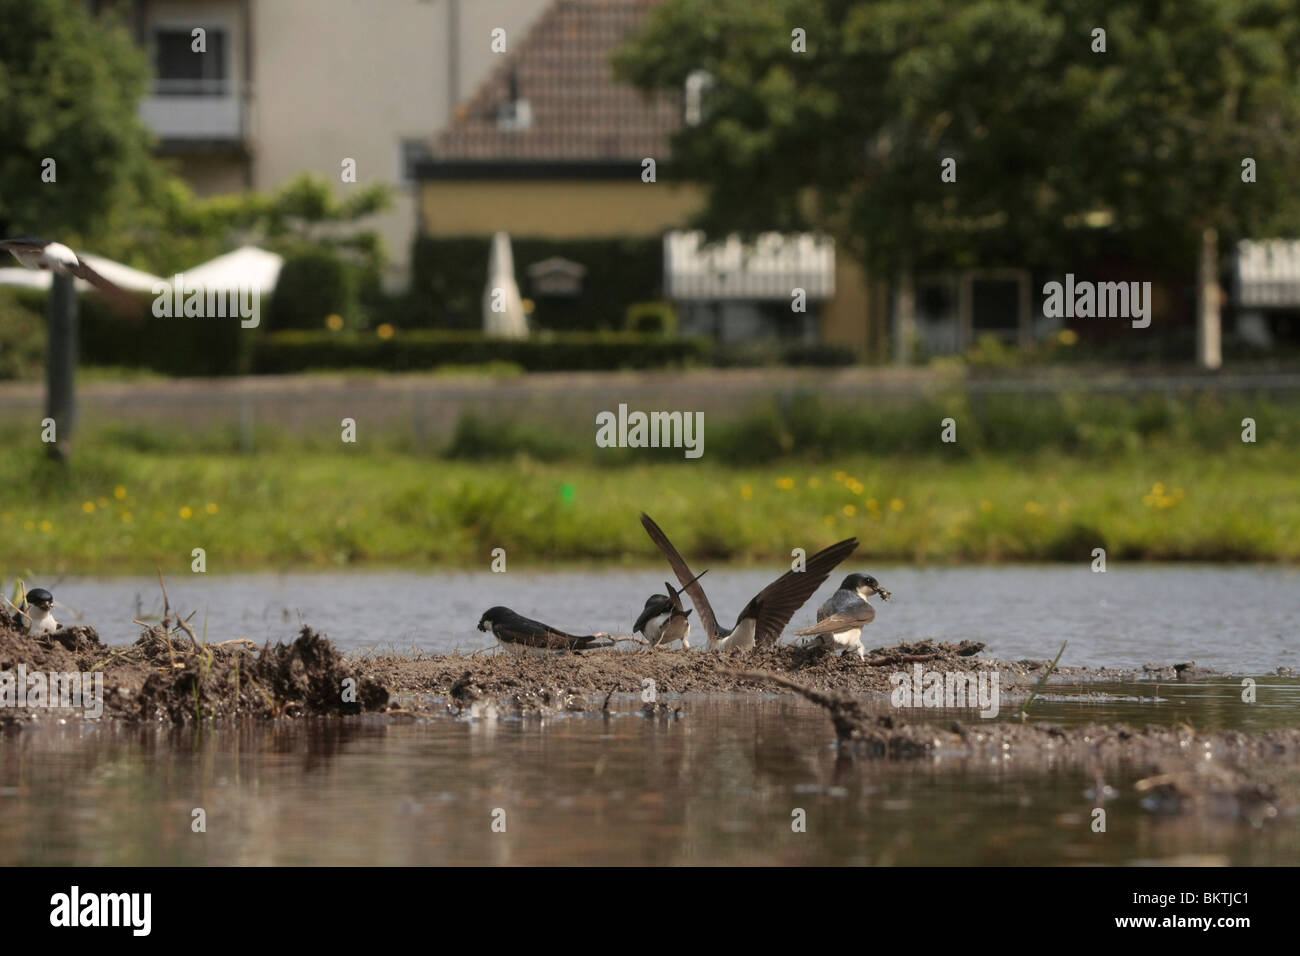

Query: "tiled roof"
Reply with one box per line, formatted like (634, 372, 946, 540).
(431, 0, 680, 164)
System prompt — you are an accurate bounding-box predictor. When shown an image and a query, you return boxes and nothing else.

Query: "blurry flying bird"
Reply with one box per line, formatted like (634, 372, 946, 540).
(0, 237, 138, 314)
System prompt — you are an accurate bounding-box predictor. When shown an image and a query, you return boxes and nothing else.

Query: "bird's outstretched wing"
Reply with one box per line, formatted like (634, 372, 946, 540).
(641, 513, 720, 641)
(0, 237, 51, 256)
(1, 239, 141, 315)
(68, 257, 141, 316)
(740, 537, 859, 647)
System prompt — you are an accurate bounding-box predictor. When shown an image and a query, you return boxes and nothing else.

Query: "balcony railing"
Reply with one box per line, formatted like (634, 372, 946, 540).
(140, 88, 244, 142)
(152, 77, 231, 97)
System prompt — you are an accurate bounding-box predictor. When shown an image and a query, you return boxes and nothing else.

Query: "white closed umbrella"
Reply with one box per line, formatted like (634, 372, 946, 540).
(482, 232, 527, 338)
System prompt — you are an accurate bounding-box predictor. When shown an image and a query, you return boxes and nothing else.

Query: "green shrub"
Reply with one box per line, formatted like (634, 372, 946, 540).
(443, 413, 582, 461)
(626, 301, 677, 335)
(0, 288, 46, 380)
(80, 293, 247, 377)
(268, 248, 359, 331)
(3, 287, 246, 378)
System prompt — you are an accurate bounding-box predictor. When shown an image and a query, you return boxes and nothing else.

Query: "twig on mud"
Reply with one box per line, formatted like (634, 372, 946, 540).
(135, 618, 177, 669)
(156, 568, 172, 623)
(89, 646, 141, 671)
(862, 652, 943, 667)
(1019, 640, 1068, 720)
(602, 684, 619, 712)
(597, 634, 649, 650)
(729, 669, 871, 743)
(728, 669, 842, 709)
(173, 615, 203, 652)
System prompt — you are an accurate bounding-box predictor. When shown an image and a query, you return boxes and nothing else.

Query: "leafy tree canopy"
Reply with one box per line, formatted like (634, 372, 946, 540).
(616, 0, 1300, 274)
(0, 0, 161, 246)
(0, 0, 392, 276)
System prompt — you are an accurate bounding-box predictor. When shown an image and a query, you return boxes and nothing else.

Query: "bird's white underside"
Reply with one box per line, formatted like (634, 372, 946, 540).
(27, 608, 59, 635)
(643, 611, 690, 649)
(818, 627, 866, 658)
(709, 617, 755, 653)
(642, 611, 670, 641)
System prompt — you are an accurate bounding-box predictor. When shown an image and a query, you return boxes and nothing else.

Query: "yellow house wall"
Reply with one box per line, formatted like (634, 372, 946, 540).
(419, 180, 707, 238)
(819, 256, 874, 354)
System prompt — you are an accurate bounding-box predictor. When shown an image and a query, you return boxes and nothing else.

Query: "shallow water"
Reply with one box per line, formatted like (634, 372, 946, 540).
(39, 564, 1300, 672)
(10, 565, 1297, 865)
(4, 681, 1299, 866)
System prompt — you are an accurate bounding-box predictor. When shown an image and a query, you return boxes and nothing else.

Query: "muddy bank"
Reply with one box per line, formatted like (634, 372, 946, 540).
(0, 610, 387, 723)
(748, 671, 1300, 822)
(352, 637, 1219, 704)
(0, 607, 1249, 725)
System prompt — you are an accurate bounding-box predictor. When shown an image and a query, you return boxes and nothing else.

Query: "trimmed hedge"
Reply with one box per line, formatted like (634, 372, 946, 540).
(2, 287, 248, 378)
(0, 287, 46, 380)
(267, 248, 359, 331)
(251, 330, 711, 373)
(409, 236, 662, 331)
(81, 295, 248, 377)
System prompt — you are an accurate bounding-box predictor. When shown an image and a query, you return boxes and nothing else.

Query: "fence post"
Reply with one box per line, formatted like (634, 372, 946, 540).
(46, 273, 78, 462)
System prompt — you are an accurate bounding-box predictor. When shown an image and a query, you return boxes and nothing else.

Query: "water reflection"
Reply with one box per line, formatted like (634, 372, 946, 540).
(3, 679, 1298, 865)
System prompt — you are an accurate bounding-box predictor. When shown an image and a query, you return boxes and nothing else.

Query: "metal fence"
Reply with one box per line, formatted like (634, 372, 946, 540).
(2, 367, 1298, 447)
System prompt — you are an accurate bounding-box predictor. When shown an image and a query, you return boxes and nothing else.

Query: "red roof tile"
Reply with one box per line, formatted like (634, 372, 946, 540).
(431, 0, 681, 164)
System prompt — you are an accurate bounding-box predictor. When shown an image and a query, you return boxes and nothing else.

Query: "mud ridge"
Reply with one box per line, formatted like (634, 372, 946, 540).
(0, 610, 387, 723)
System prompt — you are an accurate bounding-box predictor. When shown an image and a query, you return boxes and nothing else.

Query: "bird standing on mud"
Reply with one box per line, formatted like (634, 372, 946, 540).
(14, 587, 59, 635)
(633, 571, 706, 650)
(477, 606, 612, 655)
(640, 513, 858, 653)
(794, 573, 891, 660)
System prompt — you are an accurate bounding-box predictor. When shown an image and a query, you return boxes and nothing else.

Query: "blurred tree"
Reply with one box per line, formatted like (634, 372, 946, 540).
(0, 0, 162, 245)
(616, 0, 1300, 362)
(0, 1, 391, 277)
(134, 173, 393, 280)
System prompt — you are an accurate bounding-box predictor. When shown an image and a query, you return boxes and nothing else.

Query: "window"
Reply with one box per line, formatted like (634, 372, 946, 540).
(399, 138, 433, 187)
(153, 27, 229, 95)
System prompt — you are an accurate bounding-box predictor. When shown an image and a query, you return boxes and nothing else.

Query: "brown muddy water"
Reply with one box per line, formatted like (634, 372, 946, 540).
(5, 566, 1298, 865)
(4, 680, 1300, 866)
